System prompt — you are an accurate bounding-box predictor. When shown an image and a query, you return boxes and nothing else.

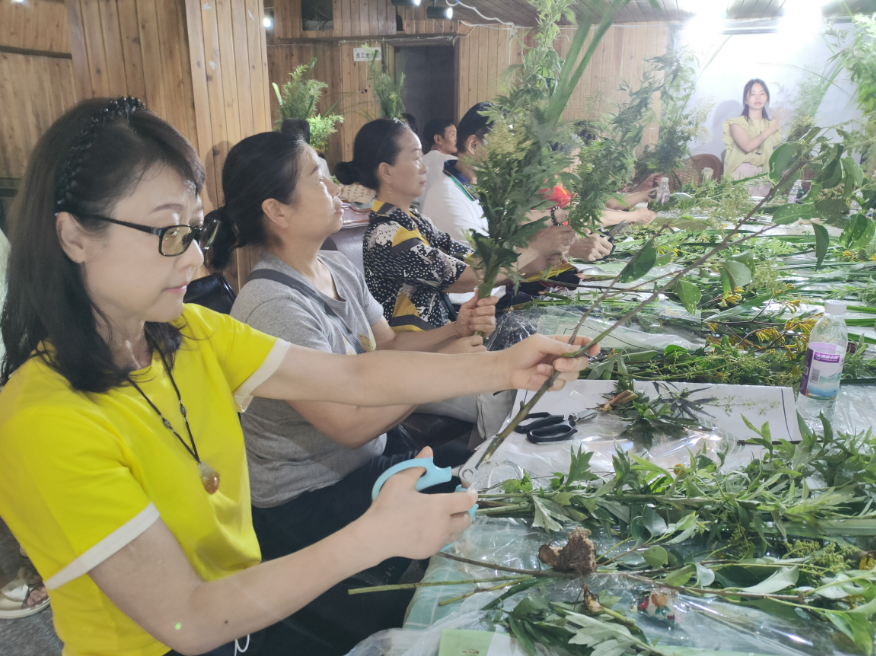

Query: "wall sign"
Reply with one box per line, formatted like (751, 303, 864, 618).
(354, 47, 381, 62)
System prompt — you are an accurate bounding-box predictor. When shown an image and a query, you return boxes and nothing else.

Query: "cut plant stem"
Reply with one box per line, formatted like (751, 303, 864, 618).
(438, 576, 535, 607)
(436, 551, 579, 578)
(347, 575, 528, 596)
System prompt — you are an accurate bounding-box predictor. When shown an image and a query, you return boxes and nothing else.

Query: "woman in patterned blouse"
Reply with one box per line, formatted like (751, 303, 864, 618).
(336, 119, 571, 333)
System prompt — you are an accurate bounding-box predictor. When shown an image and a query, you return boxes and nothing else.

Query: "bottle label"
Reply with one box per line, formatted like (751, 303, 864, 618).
(800, 345, 844, 400)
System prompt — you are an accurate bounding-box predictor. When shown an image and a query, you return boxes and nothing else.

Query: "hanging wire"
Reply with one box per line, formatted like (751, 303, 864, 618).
(445, 0, 517, 26)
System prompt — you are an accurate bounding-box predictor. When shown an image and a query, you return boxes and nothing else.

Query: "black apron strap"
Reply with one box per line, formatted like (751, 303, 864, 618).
(247, 269, 367, 355)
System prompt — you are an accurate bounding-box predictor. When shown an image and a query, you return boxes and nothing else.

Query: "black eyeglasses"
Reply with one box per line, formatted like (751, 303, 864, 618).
(79, 214, 220, 257)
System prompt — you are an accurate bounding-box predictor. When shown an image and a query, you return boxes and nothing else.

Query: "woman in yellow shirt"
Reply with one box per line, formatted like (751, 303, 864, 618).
(0, 98, 596, 656)
(723, 79, 786, 197)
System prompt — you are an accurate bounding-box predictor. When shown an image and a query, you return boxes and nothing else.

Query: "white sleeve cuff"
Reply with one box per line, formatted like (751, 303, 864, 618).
(233, 340, 291, 412)
(45, 503, 160, 590)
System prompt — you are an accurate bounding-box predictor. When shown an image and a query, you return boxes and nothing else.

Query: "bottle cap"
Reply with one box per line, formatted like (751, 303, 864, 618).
(824, 300, 846, 315)
(661, 177, 669, 182)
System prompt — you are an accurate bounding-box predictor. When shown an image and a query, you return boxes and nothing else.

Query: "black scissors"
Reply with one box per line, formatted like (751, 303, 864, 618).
(514, 411, 596, 444)
(605, 220, 628, 242)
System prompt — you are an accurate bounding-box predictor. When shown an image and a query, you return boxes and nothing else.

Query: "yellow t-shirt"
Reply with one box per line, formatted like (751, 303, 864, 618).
(0, 304, 290, 656)
(723, 115, 782, 176)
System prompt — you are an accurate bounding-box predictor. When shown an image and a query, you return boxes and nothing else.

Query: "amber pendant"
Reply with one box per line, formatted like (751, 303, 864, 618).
(198, 461, 220, 494)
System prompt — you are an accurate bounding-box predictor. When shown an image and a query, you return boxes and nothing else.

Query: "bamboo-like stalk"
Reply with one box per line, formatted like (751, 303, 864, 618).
(347, 575, 528, 596)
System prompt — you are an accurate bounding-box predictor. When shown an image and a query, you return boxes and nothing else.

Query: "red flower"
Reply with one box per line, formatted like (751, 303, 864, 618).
(540, 184, 572, 208)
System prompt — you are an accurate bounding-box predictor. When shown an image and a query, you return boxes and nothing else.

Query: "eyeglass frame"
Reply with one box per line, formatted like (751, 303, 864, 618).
(73, 214, 219, 257)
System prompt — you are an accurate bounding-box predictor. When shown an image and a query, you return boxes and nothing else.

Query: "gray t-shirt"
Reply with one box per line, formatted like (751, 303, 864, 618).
(231, 251, 387, 507)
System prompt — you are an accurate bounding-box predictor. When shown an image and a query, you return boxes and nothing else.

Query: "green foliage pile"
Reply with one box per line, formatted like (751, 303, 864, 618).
(272, 59, 343, 152)
(367, 47, 405, 120)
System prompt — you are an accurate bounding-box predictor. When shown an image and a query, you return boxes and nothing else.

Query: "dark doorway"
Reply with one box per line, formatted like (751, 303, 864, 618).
(394, 46, 455, 146)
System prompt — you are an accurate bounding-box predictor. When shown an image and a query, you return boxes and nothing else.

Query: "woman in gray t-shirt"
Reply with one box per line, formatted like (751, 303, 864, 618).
(209, 131, 499, 654)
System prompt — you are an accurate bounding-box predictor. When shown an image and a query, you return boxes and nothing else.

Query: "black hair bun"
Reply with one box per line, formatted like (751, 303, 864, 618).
(334, 160, 360, 186)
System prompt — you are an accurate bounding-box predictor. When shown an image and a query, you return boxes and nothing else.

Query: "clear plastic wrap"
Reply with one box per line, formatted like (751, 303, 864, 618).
(347, 518, 858, 656)
(487, 302, 702, 352)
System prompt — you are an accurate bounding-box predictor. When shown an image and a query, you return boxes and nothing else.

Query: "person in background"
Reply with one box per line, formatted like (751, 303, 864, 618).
(401, 113, 418, 138)
(417, 118, 457, 207)
(723, 79, 786, 197)
(337, 118, 573, 443)
(0, 97, 597, 656)
(209, 131, 498, 653)
(422, 103, 607, 267)
(339, 117, 572, 328)
(281, 117, 332, 180)
(569, 121, 658, 229)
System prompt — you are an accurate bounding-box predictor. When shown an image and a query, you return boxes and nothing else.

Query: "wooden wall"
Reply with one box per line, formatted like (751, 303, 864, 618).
(0, 0, 77, 179)
(268, 39, 396, 164)
(266, 19, 669, 170)
(181, 0, 272, 212)
(457, 23, 670, 150)
(271, 0, 459, 41)
(62, 0, 271, 286)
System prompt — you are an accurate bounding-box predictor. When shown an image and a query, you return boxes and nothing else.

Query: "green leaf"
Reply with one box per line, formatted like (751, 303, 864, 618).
(828, 612, 874, 656)
(719, 267, 732, 296)
(695, 562, 715, 587)
(618, 239, 657, 283)
(532, 497, 564, 533)
(815, 199, 849, 223)
(843, 155, 864, 188)
(664, 564, 694, 587)
(482, 577, 542, 610)
(842, 212, 869, 247)
(644, 506, 667, 537)
(813, 222, 830, 268)
(739, 565, 799, 594)
(769, 143, 801, 184)
(773, 203, 817, 225)
(723, 260, 753, 289)
(667, 513, 698, 544)
(676, 278, 702, 316)
(508, 617, 538, 656)
(566, 447, 595, 487)
(816, 144, 843, 185)
(644, 545, 668, 568)
(850, 595, 876, 619)
(630, 454, 672, 479)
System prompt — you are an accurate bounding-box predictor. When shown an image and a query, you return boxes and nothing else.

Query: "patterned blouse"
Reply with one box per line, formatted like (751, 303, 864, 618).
(364, 200, 472, 332)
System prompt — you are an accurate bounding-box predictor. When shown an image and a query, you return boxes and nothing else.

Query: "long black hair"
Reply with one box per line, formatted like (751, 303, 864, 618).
(207, 131, 307, 271)
(741, 78, 771, 121)
(1, 98, 204, 392)
(334, 118, 410, 191)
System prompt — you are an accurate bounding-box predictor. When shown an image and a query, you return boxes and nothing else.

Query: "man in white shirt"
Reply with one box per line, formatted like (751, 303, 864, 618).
(423, 103, 579, 304)
(416, 118, 457, 208)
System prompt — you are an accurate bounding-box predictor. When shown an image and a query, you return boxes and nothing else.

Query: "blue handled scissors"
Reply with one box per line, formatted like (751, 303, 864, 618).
(371, 458, 478, 520)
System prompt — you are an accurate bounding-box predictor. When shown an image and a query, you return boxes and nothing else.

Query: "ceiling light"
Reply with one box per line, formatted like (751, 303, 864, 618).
(427, 2, 452, 19)
(263, 16, 273, 28)
(781, 0, 829, 36)
(391, 0, 421, 6)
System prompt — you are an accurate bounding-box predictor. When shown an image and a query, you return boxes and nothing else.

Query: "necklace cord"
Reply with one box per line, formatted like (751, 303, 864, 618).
(128, 346, 201, 464)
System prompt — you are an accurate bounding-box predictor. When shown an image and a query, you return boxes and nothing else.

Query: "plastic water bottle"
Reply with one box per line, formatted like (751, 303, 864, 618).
(798, 301, 848, 424)
(788, 180, 803, 205)
(658, 177, 670, 205)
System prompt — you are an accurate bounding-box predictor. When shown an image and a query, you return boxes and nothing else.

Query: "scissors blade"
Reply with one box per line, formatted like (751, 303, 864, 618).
(455, 442, 504, 491)
(607, 220, 628, 239)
